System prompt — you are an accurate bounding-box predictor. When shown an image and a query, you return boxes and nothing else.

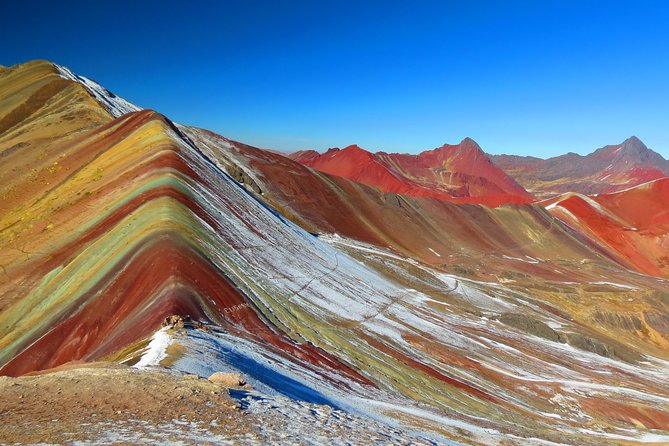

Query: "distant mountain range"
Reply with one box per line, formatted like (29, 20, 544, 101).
(290, 138, 533, 207)
(291, 136, 669, 203)
(288, 137, 669, 276)
(490, 136, 669, 198)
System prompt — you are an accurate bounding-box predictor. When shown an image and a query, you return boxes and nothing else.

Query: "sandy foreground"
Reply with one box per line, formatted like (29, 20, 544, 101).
(0, 362, 430, 445)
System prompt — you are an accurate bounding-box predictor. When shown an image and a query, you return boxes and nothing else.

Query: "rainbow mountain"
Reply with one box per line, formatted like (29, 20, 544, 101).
(1, 60, 668, 445)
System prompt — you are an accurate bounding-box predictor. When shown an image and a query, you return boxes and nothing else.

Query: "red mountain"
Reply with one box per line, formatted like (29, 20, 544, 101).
(491, 136, 669, 199)
(290, 138, 534, 207)
(542, 178, 669, 276)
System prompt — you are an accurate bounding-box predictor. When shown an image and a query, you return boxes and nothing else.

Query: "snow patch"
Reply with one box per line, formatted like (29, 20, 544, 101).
(134, 327, 171, 368)
(55, 64, 141, 117)
(589, 281, 638, 290)
(427, 248, 441, 257)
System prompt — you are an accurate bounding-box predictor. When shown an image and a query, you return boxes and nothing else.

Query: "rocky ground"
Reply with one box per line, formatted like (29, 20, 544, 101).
(0, 363, 435, 445)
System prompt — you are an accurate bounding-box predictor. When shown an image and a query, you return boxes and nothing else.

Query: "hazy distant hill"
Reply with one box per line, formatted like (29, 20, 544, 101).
(490, 136, 669, 198)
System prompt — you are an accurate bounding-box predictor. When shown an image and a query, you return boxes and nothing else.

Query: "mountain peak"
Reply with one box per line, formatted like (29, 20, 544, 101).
(318, 144, 375, 164)
(342, 144, 366, 152)
(619, 136, 648, 154)
(339, 144, 375, 159)
(590, 136, 651, 161)
(623, 135, 643, 144)
(460, 136, 481, 148)
(431, 137, 484, 157)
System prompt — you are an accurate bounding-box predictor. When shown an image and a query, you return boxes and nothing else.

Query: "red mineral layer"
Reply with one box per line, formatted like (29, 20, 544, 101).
(290, 140, 534, 206)
(544, 178, 669, 276)
(0, 235, 373, 388)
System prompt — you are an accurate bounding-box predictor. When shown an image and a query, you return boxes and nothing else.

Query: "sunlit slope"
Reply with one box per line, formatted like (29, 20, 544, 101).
(179, 124, 666, 444)
(185, 128, 639, 283)
(0, 61, 113, 217)
(543, 179, 669, 277)
(0, 63, 360, 382)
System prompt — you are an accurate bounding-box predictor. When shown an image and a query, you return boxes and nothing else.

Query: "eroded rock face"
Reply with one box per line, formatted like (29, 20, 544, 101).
(226, 163, 262, 194)
(644, 311, 669, 335)
(542, 178, 669, 277)
(496, 313, 563, 343)
(592, 310, 643, 331)
(2, 60, 669, 446)
(566, 334, 614, 358)
(565, 333, 642, 364)
(494, 313, 645, 364)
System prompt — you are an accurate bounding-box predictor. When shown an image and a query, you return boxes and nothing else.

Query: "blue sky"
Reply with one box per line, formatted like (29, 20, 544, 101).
(2, 1, 669, 157)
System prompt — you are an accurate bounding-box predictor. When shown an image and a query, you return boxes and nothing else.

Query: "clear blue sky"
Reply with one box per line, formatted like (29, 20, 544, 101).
(2, 0, 669, 157)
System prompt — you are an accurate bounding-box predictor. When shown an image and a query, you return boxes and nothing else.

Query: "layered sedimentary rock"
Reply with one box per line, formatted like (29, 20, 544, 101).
(1, 61, 668, 445)
(183, 129, 669, 442)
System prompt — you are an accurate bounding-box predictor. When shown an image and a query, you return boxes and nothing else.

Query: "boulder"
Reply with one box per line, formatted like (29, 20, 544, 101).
(208, 372, 247, 388)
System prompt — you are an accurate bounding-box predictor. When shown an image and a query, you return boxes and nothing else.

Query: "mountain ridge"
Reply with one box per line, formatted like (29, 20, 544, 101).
(490, 136, 669, 198)
(289, 138, 534, 207)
